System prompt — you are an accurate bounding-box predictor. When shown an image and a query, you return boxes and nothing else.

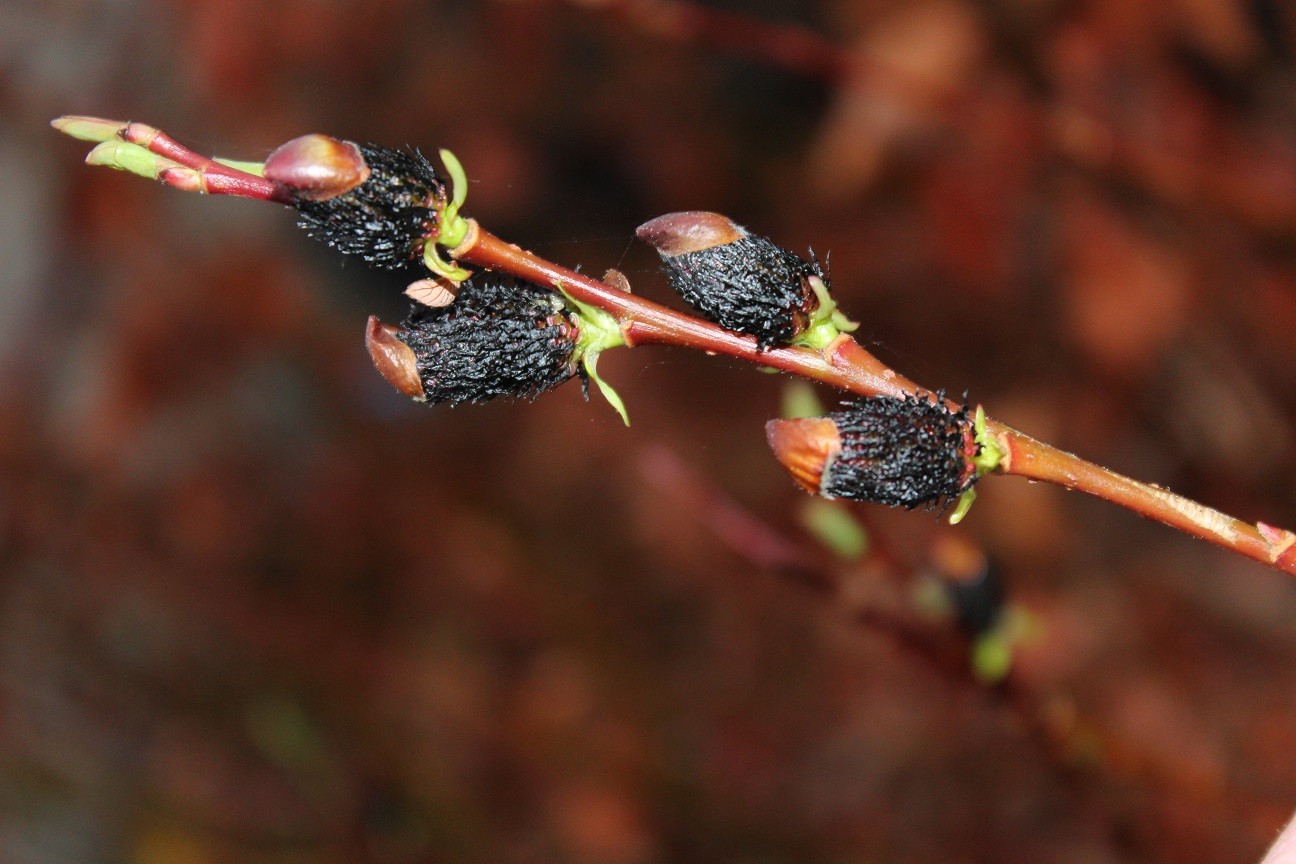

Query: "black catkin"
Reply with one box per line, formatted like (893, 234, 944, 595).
(293, 145, 445, 271)
(824, 393, 976, 509)
(398, 276, 581, 405)
(660, 233, 823, 348)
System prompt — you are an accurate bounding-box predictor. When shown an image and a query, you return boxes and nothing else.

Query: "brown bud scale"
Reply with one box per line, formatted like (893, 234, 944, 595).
(265, 134, 370, 201)
(365, 316, 425, 399)
(765, 417, 841, 495)
(636, 212, 744, 257)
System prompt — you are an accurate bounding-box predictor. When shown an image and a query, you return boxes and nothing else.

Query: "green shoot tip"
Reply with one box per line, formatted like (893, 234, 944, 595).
(52, 115, 127, 143)
(422, 243, 472, 283)
(793, 275, 859, 350)
(439, 149, 468, 211)
(84, 140, 180, 180)
(556, 281, 630, 425)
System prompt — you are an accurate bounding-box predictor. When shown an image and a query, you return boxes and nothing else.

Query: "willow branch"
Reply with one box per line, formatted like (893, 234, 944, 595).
(456, 227, 1296, 578)
(55, 116, 1296, 578)
(457, 227, 917, 399)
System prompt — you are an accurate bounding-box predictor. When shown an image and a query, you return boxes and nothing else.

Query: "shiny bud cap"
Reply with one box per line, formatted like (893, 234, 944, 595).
(766, 417, 841, 495)
(635, 211, 745, 257)
(265, 134, 370, 201)
(365, 316, 425, 400)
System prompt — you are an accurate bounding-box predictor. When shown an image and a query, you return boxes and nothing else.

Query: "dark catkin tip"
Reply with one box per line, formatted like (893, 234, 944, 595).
(659, 232, 822, 348)
(824, 392, 977, 510)
(398, 275, 580, 405)
(293, 145, 445, 271)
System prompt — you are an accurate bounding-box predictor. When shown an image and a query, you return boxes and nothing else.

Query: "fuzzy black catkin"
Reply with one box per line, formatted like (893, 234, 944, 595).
(294, 145, 444, 271)
(399, 276, 580, 405)
(660, 233, 822, 348)
(824, 393, 975, 509)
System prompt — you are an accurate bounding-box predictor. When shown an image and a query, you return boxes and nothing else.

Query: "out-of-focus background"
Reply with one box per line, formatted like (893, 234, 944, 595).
(4, 1, 1296, 861)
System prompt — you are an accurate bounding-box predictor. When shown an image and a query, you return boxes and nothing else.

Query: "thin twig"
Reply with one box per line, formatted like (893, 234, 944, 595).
(457, 227, 1296, 577)
(55, 116, 1296, 578)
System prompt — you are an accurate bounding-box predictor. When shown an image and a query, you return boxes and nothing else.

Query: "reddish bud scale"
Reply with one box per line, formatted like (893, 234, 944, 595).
(765, 416, 840, 495)
(265, 134, 370, 201)
(636, 211, 744, 255)
(389, 275, 582, 405)
(293, 145, 446, 271)
(365, 317, 425, 400)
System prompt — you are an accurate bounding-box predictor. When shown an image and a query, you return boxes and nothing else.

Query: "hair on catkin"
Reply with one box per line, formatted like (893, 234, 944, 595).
(293, 145, 446, 271)
(823, 393, 977, 509)
(637, 212, 823, 348)
(394, 275, 581, 405)
(767, 392, 979, 511)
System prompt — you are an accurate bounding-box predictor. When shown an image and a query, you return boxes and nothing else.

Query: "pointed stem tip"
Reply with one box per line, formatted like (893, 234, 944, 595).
(635, 211, 745, 257)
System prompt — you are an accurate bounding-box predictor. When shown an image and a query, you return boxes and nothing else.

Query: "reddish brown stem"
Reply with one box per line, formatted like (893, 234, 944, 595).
(460, 227, 915, 398)
(122, 122, 291, 203)
(62, 119, 1296, 578)
(989, 424, 1296, 576)
(458, 226, 1296, 578)
(157, 166, 290, 200)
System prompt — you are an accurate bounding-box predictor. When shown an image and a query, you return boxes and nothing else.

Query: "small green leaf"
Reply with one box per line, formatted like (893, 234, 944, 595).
(422, 243, 472, 283)
(435, 148, 471, 250)
(439, 148, 468, 212)
(948, 487, 977, 525)
(800, 499, 869, 560)
(52, 115, 127, 142)
(214, 157, 266, 176)
(584, 351, 629, 426)
(830, 310, 859, 333)
(792, 276, 859, 350)
(781, 381, 824, 419)
(972, 631, 1013, 683)
(555, 282, 630, 425)
(85, 140, 181, 179)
